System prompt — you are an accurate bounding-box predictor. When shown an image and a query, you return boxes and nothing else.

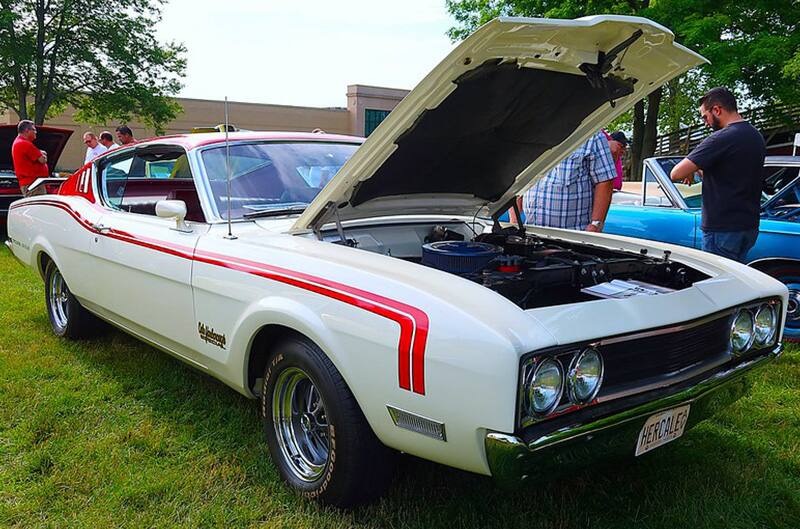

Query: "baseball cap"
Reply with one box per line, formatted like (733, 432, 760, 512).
(610, 131, 629, 146)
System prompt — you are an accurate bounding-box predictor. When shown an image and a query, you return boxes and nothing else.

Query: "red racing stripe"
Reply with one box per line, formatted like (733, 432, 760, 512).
(11, 199, 430, 394)
(197, 248, 430, 393)
(196, 252, 417, 391)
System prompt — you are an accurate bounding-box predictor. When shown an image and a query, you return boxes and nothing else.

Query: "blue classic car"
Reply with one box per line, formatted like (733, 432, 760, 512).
(605, 155, 800, 340)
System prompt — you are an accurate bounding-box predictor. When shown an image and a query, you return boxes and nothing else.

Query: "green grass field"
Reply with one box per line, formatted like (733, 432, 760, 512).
(1, 245, 798, 528)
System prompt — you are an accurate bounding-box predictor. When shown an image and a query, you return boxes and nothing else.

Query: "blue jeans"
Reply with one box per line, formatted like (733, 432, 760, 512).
(701, 229, 759, 263)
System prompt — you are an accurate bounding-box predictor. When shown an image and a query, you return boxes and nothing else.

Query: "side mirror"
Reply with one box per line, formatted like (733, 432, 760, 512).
(155, 199, 191, 232)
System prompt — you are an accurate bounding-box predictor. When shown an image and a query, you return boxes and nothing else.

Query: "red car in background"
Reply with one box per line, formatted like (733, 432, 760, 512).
(1, 125, 73, 232)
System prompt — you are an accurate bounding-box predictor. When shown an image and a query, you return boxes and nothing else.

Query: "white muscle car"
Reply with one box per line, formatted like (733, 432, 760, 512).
(5, 16, 788, 507)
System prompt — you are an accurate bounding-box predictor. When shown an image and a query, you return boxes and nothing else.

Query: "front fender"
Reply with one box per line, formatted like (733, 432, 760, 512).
(746, 229, 800, 264)
(230, 295, 349, 397)
(223, 285, 534, 477)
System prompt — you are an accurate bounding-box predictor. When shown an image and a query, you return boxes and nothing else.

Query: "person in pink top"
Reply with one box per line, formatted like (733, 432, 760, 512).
(605, 130, 628, 190)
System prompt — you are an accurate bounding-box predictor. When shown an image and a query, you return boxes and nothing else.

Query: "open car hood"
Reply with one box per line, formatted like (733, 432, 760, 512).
(293, 15, 706, 232)
(0, 125, 73, 174)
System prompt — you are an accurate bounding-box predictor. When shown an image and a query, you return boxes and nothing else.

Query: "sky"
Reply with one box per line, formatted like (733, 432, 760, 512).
(157, 0, 459, 108)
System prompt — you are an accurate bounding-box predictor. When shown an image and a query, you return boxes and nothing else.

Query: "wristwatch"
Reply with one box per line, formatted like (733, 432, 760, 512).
(590, 220, 603, 228)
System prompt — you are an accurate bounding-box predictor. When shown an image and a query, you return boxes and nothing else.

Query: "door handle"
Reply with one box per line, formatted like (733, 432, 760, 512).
(91, 222, 110, 233)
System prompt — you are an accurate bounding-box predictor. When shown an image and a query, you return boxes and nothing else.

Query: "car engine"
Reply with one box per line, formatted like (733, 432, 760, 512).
(420, 226, 706, 309)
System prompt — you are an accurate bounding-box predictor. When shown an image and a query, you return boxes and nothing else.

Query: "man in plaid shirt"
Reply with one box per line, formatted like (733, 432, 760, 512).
(522, 131, 616, 232)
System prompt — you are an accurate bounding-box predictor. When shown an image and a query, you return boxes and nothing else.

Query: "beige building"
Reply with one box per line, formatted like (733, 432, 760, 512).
(1, 84, 409, 172)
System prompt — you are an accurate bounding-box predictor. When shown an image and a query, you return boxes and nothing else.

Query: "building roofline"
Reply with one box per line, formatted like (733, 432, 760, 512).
(174, 95, 348, 113)
(346, 84, 410, 96)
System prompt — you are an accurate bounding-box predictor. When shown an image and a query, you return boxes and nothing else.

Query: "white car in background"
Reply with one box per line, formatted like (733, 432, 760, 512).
(6, 16, 787, 507)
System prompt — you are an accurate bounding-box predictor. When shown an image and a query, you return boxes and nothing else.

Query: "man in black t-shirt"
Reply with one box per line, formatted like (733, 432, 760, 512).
(670, 87, 765, 262)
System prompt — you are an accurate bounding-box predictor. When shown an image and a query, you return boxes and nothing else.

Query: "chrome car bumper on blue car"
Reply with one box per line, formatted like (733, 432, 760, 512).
(485, 345, 782, 483)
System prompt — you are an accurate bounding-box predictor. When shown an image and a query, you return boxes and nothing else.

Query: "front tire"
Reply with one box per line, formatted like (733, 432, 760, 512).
(44, 260, 97, 339)
(260, 336, 395, 507)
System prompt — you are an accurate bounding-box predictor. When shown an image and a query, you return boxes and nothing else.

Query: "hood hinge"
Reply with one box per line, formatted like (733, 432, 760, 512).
(310, 200, 355, 246)
(579, 29, 643, 108)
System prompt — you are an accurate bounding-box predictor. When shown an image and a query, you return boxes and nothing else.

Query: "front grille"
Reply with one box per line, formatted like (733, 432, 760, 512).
(517, 298, 781, 430)
(601, 315, 731, 389)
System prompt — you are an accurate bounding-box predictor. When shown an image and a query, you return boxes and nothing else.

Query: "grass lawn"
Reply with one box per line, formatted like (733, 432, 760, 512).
(0, 245, 798, 529)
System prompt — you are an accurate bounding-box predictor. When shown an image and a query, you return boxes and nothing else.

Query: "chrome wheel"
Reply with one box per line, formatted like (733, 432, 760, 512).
(787, 286, 800, 325)
(48, 267, 70, 332)
(272, 367, 330, 482)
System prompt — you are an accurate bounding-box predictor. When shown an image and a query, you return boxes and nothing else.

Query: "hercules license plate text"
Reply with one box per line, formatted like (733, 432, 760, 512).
(635, 404, 690, 456)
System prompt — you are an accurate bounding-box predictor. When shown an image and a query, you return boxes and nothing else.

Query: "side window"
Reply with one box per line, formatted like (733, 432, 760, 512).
(101, 155, 135, 208)
(99, 150, 205, 222)
(642, 166, 674, 207)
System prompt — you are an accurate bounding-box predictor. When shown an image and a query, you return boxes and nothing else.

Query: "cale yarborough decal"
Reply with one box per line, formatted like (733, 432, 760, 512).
(198, 322, 226, 349)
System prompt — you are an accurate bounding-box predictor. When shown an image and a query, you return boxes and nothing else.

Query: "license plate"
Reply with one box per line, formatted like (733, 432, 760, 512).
(635, 404, 691, 456)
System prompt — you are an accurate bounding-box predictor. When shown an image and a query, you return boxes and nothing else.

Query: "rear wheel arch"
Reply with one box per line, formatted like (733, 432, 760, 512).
(42, 258, 99, 338)
(37, 251, 53, 280)
(31, 238, 59, 279)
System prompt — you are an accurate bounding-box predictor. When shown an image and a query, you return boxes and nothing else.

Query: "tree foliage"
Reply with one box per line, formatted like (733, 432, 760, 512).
(446, 0, 800, 179)
(0, 0, 186, 131)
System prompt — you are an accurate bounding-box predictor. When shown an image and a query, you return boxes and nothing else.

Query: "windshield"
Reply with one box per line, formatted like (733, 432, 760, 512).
(201, 141, 359, 219)
(654, 158, 703, 208)
(655, 158, 800, 209)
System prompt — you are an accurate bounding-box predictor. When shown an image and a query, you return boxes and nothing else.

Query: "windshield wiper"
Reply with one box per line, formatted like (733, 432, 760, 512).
(243, 205, 307, 219)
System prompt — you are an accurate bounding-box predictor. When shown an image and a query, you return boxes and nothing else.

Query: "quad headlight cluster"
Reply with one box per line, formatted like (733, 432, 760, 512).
(522, 347, 604, 417)
(521, 300, 779, 425)
(730, 303, 778, 354)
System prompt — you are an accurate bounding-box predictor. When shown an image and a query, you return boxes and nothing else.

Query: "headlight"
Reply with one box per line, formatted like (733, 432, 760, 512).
(730, 309, 755, 354)
(754, 304, 777, 347)
(567, 347, 604, 404)
(525, 358, 563, 416)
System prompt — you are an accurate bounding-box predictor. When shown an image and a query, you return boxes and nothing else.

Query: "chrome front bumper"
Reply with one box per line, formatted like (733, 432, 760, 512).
(485, 345, 782, 483)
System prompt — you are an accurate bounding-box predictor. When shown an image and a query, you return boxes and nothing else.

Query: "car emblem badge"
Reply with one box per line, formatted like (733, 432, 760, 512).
(198, 322, 226, 349)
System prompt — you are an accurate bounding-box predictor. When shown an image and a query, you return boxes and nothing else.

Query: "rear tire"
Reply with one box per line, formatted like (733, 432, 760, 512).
(44, 260, 98, 339)
(760, 264, 800, 343)
(260, 336, 395, 507)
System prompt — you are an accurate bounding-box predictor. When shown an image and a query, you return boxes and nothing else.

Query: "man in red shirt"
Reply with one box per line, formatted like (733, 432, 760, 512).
(12, 120, 49, 197)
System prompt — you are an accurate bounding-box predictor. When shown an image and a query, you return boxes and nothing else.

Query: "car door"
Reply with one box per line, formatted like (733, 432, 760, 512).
(605, 163, 698, 248)
(91, 147, 210, 366)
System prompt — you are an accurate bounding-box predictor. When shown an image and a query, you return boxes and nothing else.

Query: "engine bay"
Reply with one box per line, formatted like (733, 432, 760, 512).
(324, 221, 708, 309)
(419, 226, 706, 309)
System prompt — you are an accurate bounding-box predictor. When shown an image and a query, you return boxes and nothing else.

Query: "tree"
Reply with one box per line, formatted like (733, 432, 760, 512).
(446, 0, 800, 180)
(0, 0, 186, 132)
